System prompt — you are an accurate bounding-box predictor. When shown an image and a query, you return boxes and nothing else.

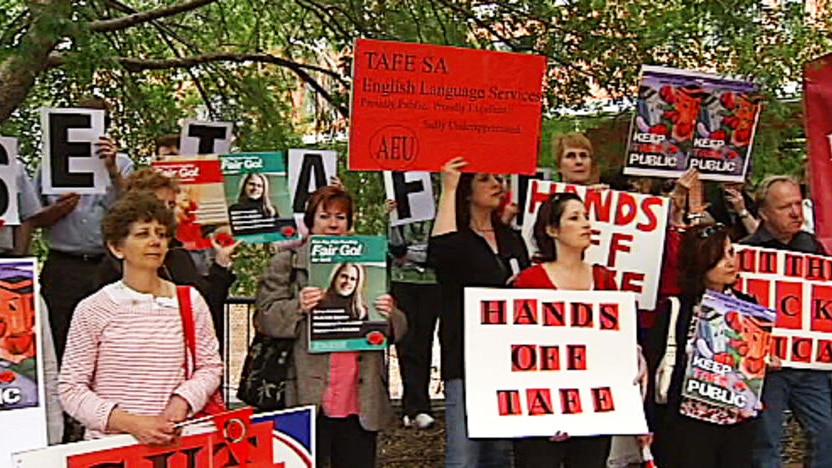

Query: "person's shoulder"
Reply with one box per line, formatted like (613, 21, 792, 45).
(75, 284, 120, 318)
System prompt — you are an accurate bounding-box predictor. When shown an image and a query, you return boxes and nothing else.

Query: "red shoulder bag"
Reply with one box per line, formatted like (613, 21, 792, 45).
(176, 285, 227, 417)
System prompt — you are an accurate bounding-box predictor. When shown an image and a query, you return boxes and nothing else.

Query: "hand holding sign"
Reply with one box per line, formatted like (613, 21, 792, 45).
(374, 294, 395, 317)
(162, 395, 191, 426)
(441, 157, 467, 192)
(95, 136, 119, 176)
(108, 409, 176, 446)
(299, 287, 324, 314)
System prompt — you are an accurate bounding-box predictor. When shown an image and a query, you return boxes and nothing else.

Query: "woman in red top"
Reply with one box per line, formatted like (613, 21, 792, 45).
(513, 192, 646, 468)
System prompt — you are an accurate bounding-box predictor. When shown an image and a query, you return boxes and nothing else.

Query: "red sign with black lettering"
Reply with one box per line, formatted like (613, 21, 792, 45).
(349, 39, 545, 174)
(736, 245, 832, 370)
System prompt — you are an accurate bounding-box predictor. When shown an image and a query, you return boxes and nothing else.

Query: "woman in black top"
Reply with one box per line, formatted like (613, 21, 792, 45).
(658, 224, 766, 467)
(428, 157, 530, 467)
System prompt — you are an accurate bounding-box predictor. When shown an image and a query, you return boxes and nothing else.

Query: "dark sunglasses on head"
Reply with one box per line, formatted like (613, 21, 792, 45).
(698, 223, 726, 239)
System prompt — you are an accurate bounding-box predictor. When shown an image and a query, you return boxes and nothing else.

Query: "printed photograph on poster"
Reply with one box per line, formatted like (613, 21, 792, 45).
(0, 261, 38, 410)
(734, 245, 832, 370)
(0, 258, 47, 468)
(220, 152, 299, 244)
(626, 66, 700, 178)
(0, 137, 20, 225)
(690, 77, 761, 181)
(179, 120, 233, 155)
(308, 236, 389, 353)
(681, 291, 775, 415)
(152, 156, 231, 250)
(521, 180, 669, 309)
(625, 66, 761, 182)
(463, 288, 648, 438)
(349, 38, 545, 174)
(383, 171, 436, 227)
(40, 108, 109, 195)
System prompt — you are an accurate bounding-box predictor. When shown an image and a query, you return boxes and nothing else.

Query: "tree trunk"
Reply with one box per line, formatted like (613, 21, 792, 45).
(0, 0, 73, 124)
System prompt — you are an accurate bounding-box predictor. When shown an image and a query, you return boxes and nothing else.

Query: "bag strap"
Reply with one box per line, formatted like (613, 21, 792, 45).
(665, 297, 681, 352)
(176, 285, 196, 377)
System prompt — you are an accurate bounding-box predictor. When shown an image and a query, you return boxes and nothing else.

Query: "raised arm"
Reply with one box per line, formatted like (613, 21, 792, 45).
(431, 157, 467, 237)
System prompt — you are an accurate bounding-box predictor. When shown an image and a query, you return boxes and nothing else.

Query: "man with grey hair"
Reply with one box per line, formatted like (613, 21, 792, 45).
(742, 175, 832, 467)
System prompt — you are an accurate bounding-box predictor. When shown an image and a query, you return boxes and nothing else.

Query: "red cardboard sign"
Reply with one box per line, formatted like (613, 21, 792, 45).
(349, 39, 545, 174)
(804, 53, 832, 253)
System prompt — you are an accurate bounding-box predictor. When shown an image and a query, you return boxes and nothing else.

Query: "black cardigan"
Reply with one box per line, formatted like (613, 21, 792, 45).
(428, 225, 530, 380)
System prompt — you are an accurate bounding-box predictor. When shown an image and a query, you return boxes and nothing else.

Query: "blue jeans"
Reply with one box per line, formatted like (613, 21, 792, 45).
(753, 369, 832, 468)
(445, 379, 512, 467)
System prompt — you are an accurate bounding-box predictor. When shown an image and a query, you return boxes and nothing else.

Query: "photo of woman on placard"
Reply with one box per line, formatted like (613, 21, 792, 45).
(319, 262, 369, 321)
(228, 173, 279, 235)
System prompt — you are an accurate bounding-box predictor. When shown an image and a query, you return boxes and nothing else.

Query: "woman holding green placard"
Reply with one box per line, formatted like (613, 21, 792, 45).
(254, 184, 406, 468)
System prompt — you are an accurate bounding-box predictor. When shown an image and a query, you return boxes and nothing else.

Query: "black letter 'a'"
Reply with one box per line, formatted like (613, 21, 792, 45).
(49, 113, 94, 188)
(0, 142, 9, 216)
(188, 125, 228, 154)
(293, 153, 327, 212)
(392, 172, 425, 220)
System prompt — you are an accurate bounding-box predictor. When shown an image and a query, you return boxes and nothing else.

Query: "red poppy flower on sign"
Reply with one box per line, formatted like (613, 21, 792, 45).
(215, 232, 235, 247)
(366, 331, 385, 346)
(0, 370, 15, 383)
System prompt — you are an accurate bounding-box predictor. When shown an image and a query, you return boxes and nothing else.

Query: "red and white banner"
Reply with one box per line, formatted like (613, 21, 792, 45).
(14, 406, 316, 468)
(804, 53, 832, 253)
(464, 288, 648, 437)
(735, 245, 832, 370)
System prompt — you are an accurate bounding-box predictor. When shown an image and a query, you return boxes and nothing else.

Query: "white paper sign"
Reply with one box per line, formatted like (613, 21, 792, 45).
(0, 137, 20, 225)
(510, 168, 552, 228)
(179, 120, 234, 155)
(0, 259, 46, 468)
(383, 171, 435, 227)
(464, 288, 647, 438)
(735, 245, 832, 370)
(288, 149, 337, 233)
(521, 181, 669, 309)
(40, 108, 107, 195)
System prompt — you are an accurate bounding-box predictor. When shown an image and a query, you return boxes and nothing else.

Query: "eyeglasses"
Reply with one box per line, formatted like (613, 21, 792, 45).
(698, 223, 726, 239)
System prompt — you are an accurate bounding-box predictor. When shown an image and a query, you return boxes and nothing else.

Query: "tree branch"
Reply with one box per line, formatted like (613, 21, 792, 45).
(48, 51, 349, 117)
(88, 0, 220, 33)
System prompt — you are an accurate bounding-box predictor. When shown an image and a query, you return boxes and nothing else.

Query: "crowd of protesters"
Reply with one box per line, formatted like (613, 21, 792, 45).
(1, 95, 829, 468)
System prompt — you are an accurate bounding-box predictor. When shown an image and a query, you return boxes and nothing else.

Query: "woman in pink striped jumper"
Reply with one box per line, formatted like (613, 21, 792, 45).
(59, 192, 222, 444)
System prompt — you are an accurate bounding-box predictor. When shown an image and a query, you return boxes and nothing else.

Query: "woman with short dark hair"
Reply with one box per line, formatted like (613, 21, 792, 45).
(255, 184, 405, 468)
(59, 192, 222, 443)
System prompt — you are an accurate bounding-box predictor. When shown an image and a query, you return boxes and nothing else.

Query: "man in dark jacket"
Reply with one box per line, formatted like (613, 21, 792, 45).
(741, 175, 832, 467)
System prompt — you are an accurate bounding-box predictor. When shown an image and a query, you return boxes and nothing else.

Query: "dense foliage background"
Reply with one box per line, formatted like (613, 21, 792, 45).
(1, 0, 829, 293)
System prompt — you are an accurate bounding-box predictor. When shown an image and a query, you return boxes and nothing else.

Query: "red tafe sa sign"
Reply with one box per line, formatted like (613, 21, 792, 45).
(349, 38, 546, 174)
